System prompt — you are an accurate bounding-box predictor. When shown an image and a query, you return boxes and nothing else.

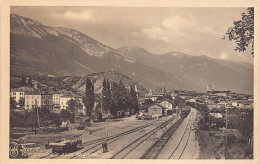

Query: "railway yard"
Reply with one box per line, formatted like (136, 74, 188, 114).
(25, 108, 199, 159)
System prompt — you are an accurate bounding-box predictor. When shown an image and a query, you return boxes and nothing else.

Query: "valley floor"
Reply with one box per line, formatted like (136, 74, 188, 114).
(16, 109, 200, 159)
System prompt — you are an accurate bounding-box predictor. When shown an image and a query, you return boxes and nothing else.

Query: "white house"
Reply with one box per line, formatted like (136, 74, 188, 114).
(231, 101, 238, 107)
(11, 91, 25, 104)
(25, 89, 42, 110)
(10, 87, 33, 106)
(158, 99, 173, 110)
(53, 93, 63, 106)
(60, 95, 74, 110)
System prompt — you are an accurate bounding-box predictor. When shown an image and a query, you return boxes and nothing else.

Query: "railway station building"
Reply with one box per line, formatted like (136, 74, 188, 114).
(147, 104, 166, 117)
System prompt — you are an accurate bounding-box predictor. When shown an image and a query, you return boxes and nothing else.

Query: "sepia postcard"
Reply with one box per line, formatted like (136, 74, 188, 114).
(1, 0, 259, 164)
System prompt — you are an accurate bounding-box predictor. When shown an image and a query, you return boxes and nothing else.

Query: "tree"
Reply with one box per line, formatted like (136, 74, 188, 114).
(52, 116, 62, 127)
(19, 99, 25, 108)
(10, 98, 17, 109)
(174, 96, 185, 107)
(67, 99, 77, 113)
(102, 79, 112, 113)
(118, 80, 128, 110)
(24, 110, 38, 134)
(129, 85, 139, 112)
(20, 76, 27, 87)
(67, 99, 77, 122)
(28, 77, 33, 87)
(60, 109, 72, 122)
(76, 101, 83, 111)
(10, 111, 20, 131)
(223, 7, 254, 57)
(83, 78, 95, 120)
(110, 82, 120, 115)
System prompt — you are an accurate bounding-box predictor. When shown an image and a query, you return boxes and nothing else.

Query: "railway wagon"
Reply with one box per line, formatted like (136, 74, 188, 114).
(180, 107, 191, 118)
(46, 134, 83, 154)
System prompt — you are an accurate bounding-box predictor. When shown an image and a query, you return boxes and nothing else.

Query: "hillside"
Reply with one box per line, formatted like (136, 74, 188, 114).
(10, 14, 192, 91)
(11, 70, 148, 96)
(10, 14, 253, 94)
(118, 47, 253, 94)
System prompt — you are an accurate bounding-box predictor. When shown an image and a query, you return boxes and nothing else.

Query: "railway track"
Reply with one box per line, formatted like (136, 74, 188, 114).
(140, 117, 185, 159)
(71, 115, 177, 159)
(140, 110, 194, 159)
(168, 112, 194, 159)
(110, 115, 178, 159)
(40, 116, 174, 159)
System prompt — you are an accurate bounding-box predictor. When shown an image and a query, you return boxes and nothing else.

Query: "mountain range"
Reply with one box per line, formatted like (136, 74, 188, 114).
(10, 14, 253, 94)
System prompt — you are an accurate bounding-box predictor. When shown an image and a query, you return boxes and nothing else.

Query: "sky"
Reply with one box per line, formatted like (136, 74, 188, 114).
(11, 7, 254, 64)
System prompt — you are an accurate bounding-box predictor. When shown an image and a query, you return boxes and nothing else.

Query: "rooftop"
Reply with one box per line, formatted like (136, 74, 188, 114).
(11, 87, 34, 92)
(25, 89, 41, 95)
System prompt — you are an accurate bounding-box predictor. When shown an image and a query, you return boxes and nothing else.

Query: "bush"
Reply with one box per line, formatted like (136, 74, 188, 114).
(60, 109, 72, 121)
(69, 113, 75, 123)
(53, 118, 62, 127)
(10, 98, 17, 109)
(227, 134, 236, 146)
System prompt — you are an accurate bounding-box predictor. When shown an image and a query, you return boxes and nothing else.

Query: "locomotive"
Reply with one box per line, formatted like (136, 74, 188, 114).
(180, 107, 191, 118)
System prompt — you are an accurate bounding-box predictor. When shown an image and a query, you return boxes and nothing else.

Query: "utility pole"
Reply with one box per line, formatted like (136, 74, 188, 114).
(209, 110, 211, 136)
(35, 99, 41, 129)
(36, 106, 40, 129)
(225, 107, 228, 159)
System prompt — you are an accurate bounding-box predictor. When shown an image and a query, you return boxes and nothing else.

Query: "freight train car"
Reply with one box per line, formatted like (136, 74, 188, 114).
(46, 134, 83, 154)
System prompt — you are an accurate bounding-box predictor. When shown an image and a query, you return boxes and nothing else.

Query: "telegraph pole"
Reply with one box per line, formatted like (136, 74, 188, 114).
(225, 107, 228, 159)
(35, 99, 40, 129)
(209, 110, 211, 136)
(36, 107, 40, 129)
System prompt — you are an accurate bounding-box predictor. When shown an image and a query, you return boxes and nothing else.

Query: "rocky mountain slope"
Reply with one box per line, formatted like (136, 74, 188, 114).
(118, 46, 253, 94)
(10, 14, 192, 91)
(11, 70, 148, 96)
(10, 14, 253, 94)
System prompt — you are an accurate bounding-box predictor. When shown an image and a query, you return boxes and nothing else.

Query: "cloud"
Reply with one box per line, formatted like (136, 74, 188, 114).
(220, 53, 227, 60)
(162, 15, 191, 32)
(52, 9, 96, 22)
(138, 14, 218, 44)
(199, 26, 218, 36)
(141, 27, 170, 43)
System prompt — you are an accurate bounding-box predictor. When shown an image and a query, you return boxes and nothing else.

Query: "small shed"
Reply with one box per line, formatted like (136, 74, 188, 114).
(210, 108, 223, 118)
(147, 104, 165, 116)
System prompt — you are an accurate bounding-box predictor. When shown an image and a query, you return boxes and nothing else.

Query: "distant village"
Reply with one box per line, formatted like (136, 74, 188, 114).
(9, 76, 254, 159)
(10, 76, 254, 118)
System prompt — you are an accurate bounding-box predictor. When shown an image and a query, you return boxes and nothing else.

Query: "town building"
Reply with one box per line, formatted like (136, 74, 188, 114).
(11, 90, 25, 104)
(24, 89, 54, 110)
(145, 87, 168, 102)
(158, 99, 175, 115)
(60, 95, 74, 110)
(207, 84, 213, 92)
(218, 101, 227, 107)
(231, 101, 238, 107)
(209, 108, 223, 118)
(147, 104, 165, 117)
(158, 99, 173, 110)
(214, 92, 227, 97)
(187, 98, 197, 103)
(10, 87, 33, 105)
(53, 93, 63, 107)
(25, 89, 42, 110)
(41, 93, 53, 110)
